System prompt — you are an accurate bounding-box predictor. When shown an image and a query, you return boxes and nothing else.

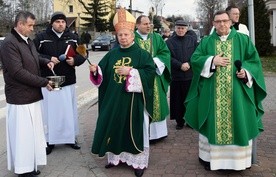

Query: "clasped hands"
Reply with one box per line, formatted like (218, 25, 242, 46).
(89, 64, 130, 76)
(213, 53, 246, 79)
(116, 66, 131, 76)
(181, 62, 190, 71)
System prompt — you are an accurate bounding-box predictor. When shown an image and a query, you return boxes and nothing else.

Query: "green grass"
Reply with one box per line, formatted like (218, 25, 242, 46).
(261, 55, 276, 75)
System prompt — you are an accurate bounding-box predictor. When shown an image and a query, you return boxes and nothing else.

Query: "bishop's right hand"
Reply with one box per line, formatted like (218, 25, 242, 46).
(89, 64, 98, 73)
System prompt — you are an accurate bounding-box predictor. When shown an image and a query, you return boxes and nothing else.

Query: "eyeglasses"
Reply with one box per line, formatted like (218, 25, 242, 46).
(214, 19, 230, 24)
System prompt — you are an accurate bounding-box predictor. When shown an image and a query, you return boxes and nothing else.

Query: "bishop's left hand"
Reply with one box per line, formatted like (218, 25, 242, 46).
(117, 66, 131, 76)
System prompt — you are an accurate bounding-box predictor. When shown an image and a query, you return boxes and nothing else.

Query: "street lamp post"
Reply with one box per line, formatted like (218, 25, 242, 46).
(248, 0, 257, 164)
(160, 3, 165, 33)
(161, 3, 165, 18)
(149, 7, 155, 23)
(77, 12, 81, 34)
(129, 0, 132, 13)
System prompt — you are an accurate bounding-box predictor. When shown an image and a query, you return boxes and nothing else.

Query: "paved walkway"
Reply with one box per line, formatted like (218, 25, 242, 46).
(0, 76, 275, 177)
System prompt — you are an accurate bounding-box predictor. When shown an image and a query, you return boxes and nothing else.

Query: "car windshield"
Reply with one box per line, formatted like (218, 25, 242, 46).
(97, 35, 111, 40)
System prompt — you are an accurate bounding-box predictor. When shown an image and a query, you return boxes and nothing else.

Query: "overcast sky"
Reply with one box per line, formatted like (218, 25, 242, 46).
(116, 0, 197, 19)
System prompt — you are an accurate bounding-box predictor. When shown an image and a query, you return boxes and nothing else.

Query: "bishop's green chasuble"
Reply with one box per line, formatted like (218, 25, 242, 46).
(91, 43, 155, 157)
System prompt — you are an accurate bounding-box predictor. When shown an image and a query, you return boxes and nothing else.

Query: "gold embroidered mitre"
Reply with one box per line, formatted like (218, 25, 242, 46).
(113, 8, 136, 32)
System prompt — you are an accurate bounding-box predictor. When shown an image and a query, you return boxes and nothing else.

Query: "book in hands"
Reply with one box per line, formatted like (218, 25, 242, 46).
(65, 44, 76, 58)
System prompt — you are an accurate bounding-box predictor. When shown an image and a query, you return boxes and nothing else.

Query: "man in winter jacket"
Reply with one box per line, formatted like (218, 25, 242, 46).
(1, 11, 54, 176)
(166, 20, 197, 130)
(33, 12, 86, 155)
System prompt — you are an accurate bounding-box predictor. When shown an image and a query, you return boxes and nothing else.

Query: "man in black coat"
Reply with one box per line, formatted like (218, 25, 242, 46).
(166, 20, 197, 130)
(1, 11, 54, 177)
(33, 12, 86, 155)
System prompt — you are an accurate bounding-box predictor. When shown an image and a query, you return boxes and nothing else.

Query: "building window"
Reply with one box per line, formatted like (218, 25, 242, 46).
(69, 5, 73, 13)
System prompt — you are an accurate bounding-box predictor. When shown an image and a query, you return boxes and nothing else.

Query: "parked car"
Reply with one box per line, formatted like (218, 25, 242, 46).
(91, 34, 116, 51)
(0, 37, 4, 45)
(0, 37, 5, 70)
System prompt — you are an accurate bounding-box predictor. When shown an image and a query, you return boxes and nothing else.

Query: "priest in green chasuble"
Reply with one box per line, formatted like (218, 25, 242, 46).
(89, 8, 155, 177)
(134, 15, 171, 141)
(184, 10, 266, 171)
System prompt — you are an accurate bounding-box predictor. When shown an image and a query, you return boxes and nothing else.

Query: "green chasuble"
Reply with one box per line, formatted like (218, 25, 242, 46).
(185, 29, 267, 146)
(91, 43, 155, 157)
(134, 31, 171, 122)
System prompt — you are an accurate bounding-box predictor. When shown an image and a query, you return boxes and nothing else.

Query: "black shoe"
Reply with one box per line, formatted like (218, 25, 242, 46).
(199, 158, 210, 171)
(149, 136, 167, 144)
(105, 163, 115, 169)
(176, 124, 184, 130)
(32, 170, 40, 175)
(66, 141, 81, 149)
(46, 143, 55, 155)
(134, 169, 144, 177)
(184, 123, 193, 129)
(18, 172, 37, 177)
(46, 147, 52, 155)
(204, 164, 211, 171)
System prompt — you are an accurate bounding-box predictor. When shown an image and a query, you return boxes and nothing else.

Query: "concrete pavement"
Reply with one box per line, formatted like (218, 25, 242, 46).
(0, 76, 276, 177)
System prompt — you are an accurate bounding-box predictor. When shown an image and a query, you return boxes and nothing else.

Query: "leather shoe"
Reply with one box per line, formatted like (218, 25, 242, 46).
(198, 158, 210, 171)
(32, 170, 40, 175)
(46, 147, 52, 155)
(204, 164, 211, 171)
(46, 143, 55, 155)
(105, 163, 115, 169)
(18, 172, 37, 177)
(149, 136, 167, 144)
(175, 125, 184, 130)
(184, 123, 193, 129)
(66, 141, 81, 149)
(134, 169, 144, 177)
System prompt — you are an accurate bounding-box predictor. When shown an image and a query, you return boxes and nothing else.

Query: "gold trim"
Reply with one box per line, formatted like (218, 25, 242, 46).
(215, 39, 233, 144)
(129, 71, 146, 153)
(152, 78, 161, 121)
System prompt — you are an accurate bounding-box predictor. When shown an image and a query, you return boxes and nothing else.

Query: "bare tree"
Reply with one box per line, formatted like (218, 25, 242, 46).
(148, 0, 165, 16)
(13, 0, 52, 22)
(36, 0, 52, 22)
(0, 0, 52, 35)
(228, 0, 247, 9)
(28, 0, 52, 22)
(195, 0, 227, 34)
(0, 0, 14, 34)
